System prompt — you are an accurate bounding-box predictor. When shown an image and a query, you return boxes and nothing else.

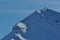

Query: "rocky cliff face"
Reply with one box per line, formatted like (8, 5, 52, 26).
(1, 8, 60, 40)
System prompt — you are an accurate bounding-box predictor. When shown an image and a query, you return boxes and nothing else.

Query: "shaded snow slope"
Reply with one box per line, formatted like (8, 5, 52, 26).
(1, 8, 60, 40)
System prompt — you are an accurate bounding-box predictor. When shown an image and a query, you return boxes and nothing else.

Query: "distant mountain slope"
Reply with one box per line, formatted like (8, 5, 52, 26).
(1, 8, 60, 40)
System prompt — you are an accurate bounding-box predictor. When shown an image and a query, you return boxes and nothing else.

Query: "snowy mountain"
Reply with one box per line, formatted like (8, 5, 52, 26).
(1, 8, 60, 40)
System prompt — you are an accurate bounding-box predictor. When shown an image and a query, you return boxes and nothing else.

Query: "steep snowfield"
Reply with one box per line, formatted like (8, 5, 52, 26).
(1, 8, 60, 40)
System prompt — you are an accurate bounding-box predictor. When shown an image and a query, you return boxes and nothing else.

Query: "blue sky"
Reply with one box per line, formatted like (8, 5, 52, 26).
(0, 0, 60, 39)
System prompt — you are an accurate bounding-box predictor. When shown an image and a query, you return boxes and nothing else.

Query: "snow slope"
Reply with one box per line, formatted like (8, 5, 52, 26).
(1, 8, 60, 40)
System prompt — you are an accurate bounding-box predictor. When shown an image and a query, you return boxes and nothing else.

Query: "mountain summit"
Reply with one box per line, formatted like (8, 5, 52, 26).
(1, 8, 60, 40)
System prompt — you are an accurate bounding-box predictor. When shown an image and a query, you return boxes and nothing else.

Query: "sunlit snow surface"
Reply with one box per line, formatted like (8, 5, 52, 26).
(17, 22, 27, 33)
